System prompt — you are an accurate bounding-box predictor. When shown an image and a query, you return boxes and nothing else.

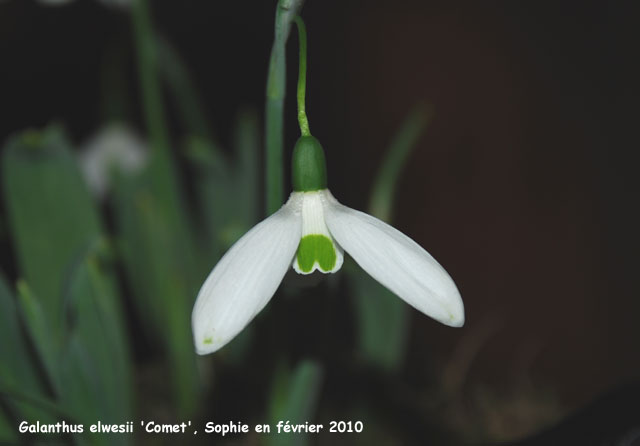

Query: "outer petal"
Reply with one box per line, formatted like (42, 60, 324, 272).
(192, 197, 302, 354)
(323, 193, 464, 327)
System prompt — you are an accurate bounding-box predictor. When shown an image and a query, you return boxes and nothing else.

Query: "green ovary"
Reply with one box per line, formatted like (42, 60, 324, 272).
(296, 234, 337, 273)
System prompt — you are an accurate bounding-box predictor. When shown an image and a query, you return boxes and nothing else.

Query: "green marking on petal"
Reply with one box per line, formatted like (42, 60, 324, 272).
(296, 234, 337, 273)
(203, 337, 213, 345)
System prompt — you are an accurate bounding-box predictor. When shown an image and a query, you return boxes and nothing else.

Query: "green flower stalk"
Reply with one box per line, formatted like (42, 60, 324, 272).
(265, 0, 306, 215)
(192, 16, 464, 355)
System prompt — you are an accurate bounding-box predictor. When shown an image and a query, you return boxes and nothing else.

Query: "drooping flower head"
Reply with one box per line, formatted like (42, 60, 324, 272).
(192, 16, 464, 355)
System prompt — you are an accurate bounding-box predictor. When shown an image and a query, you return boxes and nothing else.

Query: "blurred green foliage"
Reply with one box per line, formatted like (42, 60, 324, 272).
(188, 109, 260, 260)
(111, 168, 200, 417)
(0, 274, 53, 443)
(1, 128, 132, 445)
(2, 127, 102, 345)
(267, 360, 323, 446)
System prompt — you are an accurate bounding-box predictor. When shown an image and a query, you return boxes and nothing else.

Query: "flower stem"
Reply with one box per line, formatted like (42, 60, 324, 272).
(294, 16, 311, 137)
(265, 0, 305, 215)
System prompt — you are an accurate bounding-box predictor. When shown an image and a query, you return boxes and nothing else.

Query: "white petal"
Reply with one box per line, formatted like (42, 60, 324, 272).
(323, 193, 464, 327)
(192, 196, 302, 354)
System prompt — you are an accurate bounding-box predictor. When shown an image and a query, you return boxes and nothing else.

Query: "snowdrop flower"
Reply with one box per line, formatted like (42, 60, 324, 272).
(79, 124, 148, 199)
(192, 134, 464, 354)
(192, 16, 464, 355)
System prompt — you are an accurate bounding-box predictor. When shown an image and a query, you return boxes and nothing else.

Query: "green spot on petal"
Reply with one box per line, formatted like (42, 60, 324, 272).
(296, 234, 337, 273)
(203, 337, 213, 345)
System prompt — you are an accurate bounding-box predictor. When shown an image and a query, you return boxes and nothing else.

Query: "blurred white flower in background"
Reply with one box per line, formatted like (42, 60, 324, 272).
(79, 124, 148, 199)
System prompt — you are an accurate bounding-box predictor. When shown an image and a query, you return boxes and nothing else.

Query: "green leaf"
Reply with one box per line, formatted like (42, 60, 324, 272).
(157, 35, 212, 141)
(56, 337, 116, 446)
(369, 105, 433, 222)
(189, 109, 260, 261)
(131, 0, 200, 283)
(0, 274, 45, 400)
(131, 0, 201, 289)
(1, 126, 102, 346)
(266, 359, 323, 446)
(0, 385, 77, 443)
(351, 269, 409, 373)
(187, 137, 234, 260)
(233, 109, 260, 229)
(61, 247, 132, 430)
(0, 407, 16, 444)
(129, 0, 204, 416)
(2, 126, 134, 440)
(16, 280, 61, 394)
(129, 2, 203, 415)
(112, 171, 200, 417)
(100, 37, 132, 123)
(0, 274, 55, 429)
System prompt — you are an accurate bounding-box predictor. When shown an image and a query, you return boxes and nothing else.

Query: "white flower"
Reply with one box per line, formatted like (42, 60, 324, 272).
(192, 188, 464, 355)
(79, 124, 148, 199)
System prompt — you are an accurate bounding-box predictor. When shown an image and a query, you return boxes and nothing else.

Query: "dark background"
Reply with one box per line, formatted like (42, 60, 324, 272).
(1, 0, 638, 444)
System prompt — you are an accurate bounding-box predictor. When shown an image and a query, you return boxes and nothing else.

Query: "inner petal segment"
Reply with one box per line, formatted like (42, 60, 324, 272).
(292, 190, 343, 274)
(295, 234, 337, 273)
